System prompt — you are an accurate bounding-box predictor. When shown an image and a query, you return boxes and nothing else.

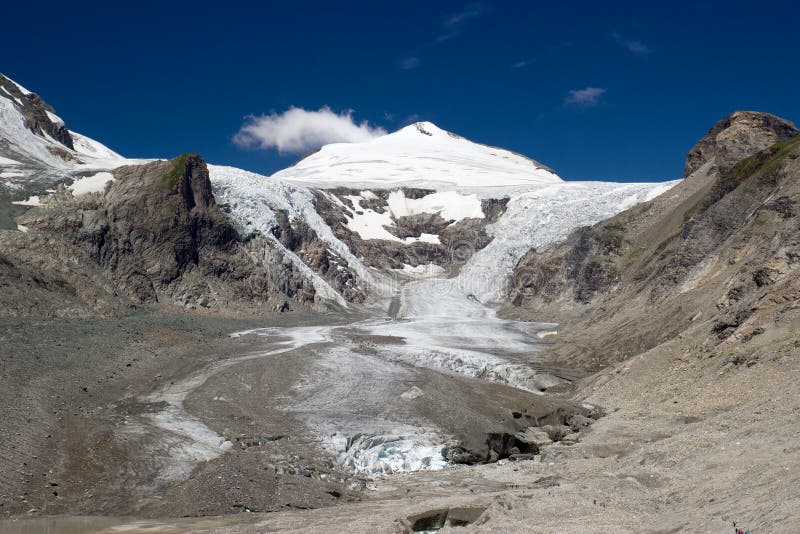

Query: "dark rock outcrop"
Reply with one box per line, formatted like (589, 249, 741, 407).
(505, 111, 800, 369)
(684, 111, 797, 177)
(272, 210, 366, 303)
(0, 74, 74, 150)
(1, 154, 318, 316)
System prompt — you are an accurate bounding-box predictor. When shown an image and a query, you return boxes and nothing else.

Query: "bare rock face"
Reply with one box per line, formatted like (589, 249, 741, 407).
(684, 111, 798, 177)
(3, 154, 318, 316)
(0, 74, 74, 150)
(505, 112, 800, 369)
(312, 188, 508, 276)
(272, 210, 366, 303)
(0, 231, 129, 317)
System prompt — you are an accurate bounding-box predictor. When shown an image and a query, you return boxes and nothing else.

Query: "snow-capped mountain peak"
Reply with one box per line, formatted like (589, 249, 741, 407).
(0, 72, 126, 170)
(272, 121, 562, 189)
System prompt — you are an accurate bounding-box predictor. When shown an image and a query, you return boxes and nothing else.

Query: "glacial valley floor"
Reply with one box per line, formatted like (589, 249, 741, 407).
(1, 309, 799, 533)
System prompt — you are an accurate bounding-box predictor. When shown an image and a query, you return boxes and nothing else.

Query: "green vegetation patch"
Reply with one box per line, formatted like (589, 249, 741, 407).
(683, 135, 800, 232)
(158, 154, 189, 191)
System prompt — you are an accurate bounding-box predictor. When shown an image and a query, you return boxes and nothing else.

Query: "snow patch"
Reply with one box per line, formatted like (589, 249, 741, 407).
(341, 192, 444, 244)
(417, 233, 440, 244)
(395, 264, 446, 278)
(68, 171, 115, 195)
(69, 130, 124, 160)
(12, 195, 42, 206)
(344, 194, 400, 241)
(0, 156, 21, 165)
(387, 190, 484, 222)
(0, 171, 25, 178)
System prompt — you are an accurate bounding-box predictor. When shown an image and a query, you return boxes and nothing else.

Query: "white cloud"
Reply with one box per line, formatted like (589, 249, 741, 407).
(564, 87, 607, 107)
(512, 60, 531, 69)
(444, 3, 486, 27)
(234, 107, 386, 154)
(401, 56, 420, 70)
(613, 32, 652, 55)
(623, 39, 651, 55)
(435, 32, 457, 43)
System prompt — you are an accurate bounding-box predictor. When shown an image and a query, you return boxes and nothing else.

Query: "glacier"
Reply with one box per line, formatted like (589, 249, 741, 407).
(1, 84, 681, 479)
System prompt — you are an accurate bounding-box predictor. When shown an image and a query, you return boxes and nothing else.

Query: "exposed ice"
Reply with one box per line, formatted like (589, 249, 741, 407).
(287, 344, 450, 476)
(209, 164, 381, 304)
(328, 432, 447, 476)
(453, 180, 679, 304)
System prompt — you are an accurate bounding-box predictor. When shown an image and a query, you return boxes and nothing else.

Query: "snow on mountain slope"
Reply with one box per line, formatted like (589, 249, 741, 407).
(208, 164, 380, 305)
(1, 72, 679, 312)
(0, 73, 131, 174)
(395, 181, 676, 315)
(272, 121, 561, 188)
(69, 130, 124, 161)
(0, 90, 66, 168)
(387, 189, 484, 220)
(452, 180, 678, 304)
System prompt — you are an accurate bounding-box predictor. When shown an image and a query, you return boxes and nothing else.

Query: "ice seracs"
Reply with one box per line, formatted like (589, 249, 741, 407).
(272, 121, 562, 188)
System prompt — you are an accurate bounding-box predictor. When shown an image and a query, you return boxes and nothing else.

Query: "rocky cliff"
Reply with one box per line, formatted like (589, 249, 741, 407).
(504, 111, 800, 370)
(684, 111, 797, 176)
(0, 154, 319, 317)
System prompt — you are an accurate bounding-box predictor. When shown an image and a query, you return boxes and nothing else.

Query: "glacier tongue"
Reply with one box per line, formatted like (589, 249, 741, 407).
(328, 432, 447, 476)
(344, 179, 679, 394)
(455, 180, 678, 304)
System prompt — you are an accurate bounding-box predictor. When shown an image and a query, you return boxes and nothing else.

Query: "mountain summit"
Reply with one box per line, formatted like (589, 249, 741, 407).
(0, 73, 122, 169)
(272, 121, 561, 188)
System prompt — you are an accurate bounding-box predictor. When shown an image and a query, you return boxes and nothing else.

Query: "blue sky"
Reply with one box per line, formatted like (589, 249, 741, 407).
(3, 0, 798, 181)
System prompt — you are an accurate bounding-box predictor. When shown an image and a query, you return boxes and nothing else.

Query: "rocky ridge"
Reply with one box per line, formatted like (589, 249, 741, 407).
(0, 73, 74, 151)
(505, 111, 800, 370)
(684, 110, 798, 176)
(0, 154, 322, 317)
